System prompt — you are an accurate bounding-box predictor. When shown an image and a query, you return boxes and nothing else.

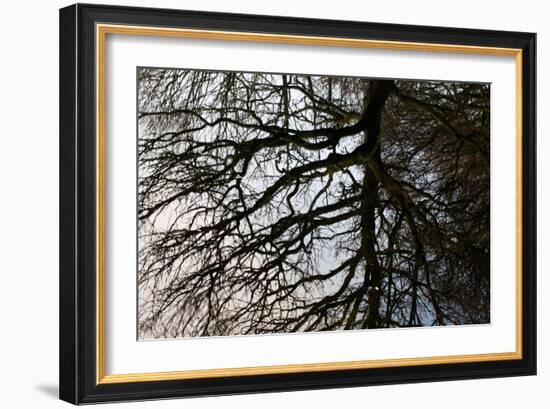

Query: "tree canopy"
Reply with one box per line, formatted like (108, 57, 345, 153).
(137, 67, 490, 338)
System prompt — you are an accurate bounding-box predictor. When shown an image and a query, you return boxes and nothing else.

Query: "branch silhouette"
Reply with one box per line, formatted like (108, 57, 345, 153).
(137, 69, 490, 338)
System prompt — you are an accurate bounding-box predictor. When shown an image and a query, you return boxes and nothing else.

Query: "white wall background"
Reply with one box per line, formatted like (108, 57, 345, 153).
(0, 0, 546, 407)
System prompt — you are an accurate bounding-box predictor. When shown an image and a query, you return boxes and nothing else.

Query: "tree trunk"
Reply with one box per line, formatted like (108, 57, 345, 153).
(362, 153, 382, 328)
(345, 80, 394, 330)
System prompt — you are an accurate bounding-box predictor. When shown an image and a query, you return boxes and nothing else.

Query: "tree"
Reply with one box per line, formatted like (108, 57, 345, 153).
(137, 67, 490, 338)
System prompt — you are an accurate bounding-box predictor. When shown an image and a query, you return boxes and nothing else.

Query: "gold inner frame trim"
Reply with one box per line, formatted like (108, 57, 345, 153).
(96, 23, 523, 385)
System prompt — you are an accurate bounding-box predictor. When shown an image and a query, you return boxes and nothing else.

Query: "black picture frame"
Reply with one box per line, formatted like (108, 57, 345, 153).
(60, 3, 536, 404)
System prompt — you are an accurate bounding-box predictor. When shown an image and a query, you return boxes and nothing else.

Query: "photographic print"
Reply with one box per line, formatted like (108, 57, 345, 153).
(137, 67, 490, 339)
(60, 7, 536, 403)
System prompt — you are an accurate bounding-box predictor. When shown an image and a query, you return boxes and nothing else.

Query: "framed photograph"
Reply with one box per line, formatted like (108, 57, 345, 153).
(59, 3, 536, 404)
